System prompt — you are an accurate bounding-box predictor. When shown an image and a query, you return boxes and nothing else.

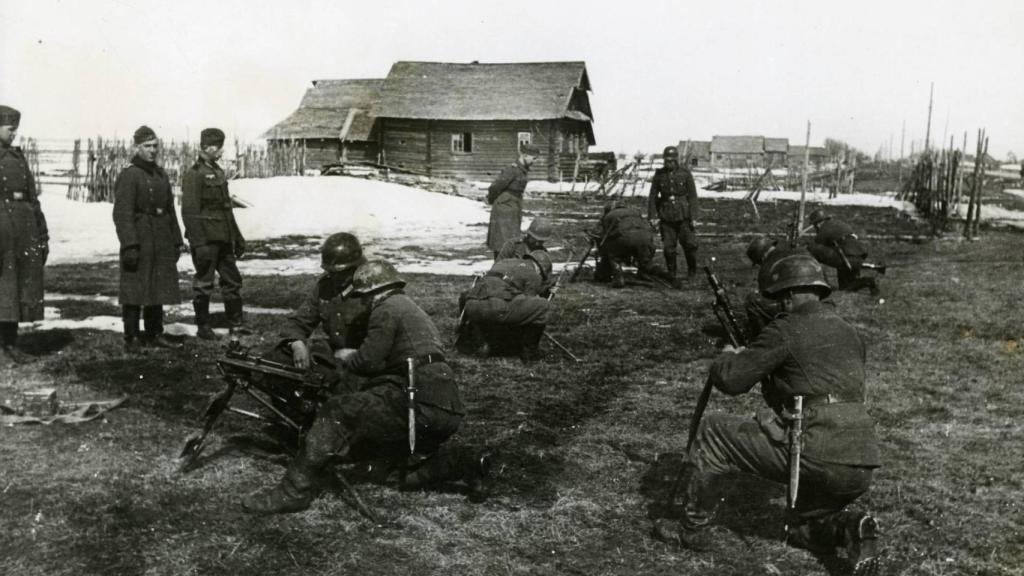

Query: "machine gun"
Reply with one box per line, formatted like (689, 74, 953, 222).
(178, 340, 333, 473)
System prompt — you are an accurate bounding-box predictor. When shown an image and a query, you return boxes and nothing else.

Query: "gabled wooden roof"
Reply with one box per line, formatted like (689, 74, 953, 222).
(711, 135, 765, 154)
(375, 61, 593, 122)
(262, 79, 382, 141)
(764, 137, 789, 153)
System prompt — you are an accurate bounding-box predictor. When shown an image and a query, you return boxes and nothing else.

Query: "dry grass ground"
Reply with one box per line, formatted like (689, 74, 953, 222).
(1, 196, 1021, 576)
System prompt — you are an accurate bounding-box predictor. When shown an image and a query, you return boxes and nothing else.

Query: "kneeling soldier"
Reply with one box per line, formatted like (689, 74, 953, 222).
(655, 254, 882, 576)
(805, 209, 880, 296)
(460, 250, 553, 362)
(495, 217, 552, 261)
(593, 200, 677, 289)
(743, 235, 809, 338)
(243, 260, 487, 514)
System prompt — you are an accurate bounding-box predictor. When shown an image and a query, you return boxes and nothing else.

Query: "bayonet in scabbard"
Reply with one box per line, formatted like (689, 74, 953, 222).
(406, 357, 417, 455)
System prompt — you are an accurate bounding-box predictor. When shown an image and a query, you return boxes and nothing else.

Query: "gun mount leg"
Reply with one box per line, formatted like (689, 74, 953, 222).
(179, 380, 238, 473)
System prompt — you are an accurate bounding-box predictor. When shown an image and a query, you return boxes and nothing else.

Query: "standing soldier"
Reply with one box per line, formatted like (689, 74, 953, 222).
(459, 250, 553, 362)
(593, 199, 677, 288)
(0, 105, 48, 365)
(181, 128, 247, 340)
(495, 216, 552, 261)
(649, 145, 699, 282)
(487, 144, 539, 258)
(112, 126, 185, 352)
(653, 254, 882, 576)
(805, 209, 880, 296)
(243, 260, 488, 514)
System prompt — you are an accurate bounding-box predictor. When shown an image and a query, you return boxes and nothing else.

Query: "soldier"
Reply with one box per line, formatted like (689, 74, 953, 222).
(744, 235, 809, 337)
(495, 216, 552, 261)
(112, 126, 185, 352)
(593, 199, 677, 289)
(276, 232, 370, 375)
(242, 260, 488, 514)
(181, 128, 247, 340)
(486, 144, 540, 258)
(653, 254, 882, 576)
(459, 250, 552, 362)
(649, 145, 699, 282)
(0, 105, 48, 366)
(805, 209, 880, 296)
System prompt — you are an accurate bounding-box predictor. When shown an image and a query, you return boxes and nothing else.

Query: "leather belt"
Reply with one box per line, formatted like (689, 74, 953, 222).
(801, 393, 861, 408)
(2, 191, 27, 201)
(386, 353, 446, 375)
(136, 208, 167, 216)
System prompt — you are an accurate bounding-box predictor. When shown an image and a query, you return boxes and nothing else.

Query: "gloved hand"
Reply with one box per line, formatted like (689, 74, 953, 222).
(233, 239, 246, 259)
(121, 246, 140, 272)
(291, 340, 311, 370)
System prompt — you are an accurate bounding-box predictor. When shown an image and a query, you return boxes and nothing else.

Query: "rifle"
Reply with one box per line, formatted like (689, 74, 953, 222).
(178, 340, 332, 472)
(783, 395, 805, 540)
(543, 249, 583, 362)
(665, 258, 748, 512)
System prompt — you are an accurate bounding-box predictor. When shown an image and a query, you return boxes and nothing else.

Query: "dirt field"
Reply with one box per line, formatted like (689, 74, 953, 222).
(1, 196, 1022, 576)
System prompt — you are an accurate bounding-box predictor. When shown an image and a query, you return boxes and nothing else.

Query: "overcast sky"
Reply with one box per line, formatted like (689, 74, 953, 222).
(2, 0, 1021, 158)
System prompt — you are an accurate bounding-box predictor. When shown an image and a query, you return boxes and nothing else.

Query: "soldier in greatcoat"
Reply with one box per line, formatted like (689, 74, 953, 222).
(486, 144, 539, 257)
(0, 105, 48, 366)
(112, 126, 185, 352)
(181, 128, 247, 339)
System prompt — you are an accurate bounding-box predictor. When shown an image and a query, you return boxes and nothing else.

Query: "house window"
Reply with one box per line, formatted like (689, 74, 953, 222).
(518, 132, 532, 149)
(566, 134, 578, 154)
(451, 133, 473, 154)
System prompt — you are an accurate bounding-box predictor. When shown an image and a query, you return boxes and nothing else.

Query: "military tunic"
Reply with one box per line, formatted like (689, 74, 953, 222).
(495, 238, 535, 261)
(648, 165, 699, 272)
(0, 145, 48, 322)
(306, 291, 464, 465)
(279, 273, 370, 352)
(486, 162, 530, 253)
(463, 258, 550, 328)
(181, 157, 244, 302)
(593, 204, 671, 283)
(112, 156, 183, 306)
(684, 300, 879, 534)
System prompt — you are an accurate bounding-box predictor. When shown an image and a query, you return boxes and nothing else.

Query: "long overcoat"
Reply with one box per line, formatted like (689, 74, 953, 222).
(486, 162, 529, 252)
(112, 156, 183, 306)
(0, 146, 48, 321)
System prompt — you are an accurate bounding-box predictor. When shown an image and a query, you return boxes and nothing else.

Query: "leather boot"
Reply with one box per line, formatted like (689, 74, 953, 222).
(520, 324, 545, 363)
(0, 322, 30, 364)
(242, 456, 318, 515)
(193, 299, 219, 341)
(846, 514, 881, 576)
(664, 254, 682, 288)
(684, 250, 698, 280)
(0, 346, 15, 368)
(402, 446, 492, 503)
(123, 305, 143, 354)
(225, 299, 252, 336)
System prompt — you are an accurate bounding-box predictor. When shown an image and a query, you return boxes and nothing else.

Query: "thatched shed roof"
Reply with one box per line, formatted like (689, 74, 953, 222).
(789, 145, 829, 159)
(711, 135, 765, 154)
(376, 61, 593, 123)
(678, 140, 711, 160)
(764, 137, 789, 153)
(262, 79, 382, 141)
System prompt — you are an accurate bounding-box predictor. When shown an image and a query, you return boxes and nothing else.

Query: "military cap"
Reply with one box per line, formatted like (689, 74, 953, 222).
(200, 128, 225, 148)
(133, 125, 158, 144)
(520, 143, 541, 156)
(0, 105, 21, 128)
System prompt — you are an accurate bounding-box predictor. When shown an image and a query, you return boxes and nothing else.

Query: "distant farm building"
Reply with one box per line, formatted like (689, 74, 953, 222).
(789, 145, 829, 169)
(678, 140, 711, 167)
(263, 61, 596, 181)
(262, 79, 382, 168)
(764, 138, 790, 167)
(710, 136, 765, 168)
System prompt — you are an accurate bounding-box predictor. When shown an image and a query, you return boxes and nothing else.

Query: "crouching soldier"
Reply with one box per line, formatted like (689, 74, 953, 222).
(805, 209, 880, 296)
(654, 254, 882, 576)
(593, 200, 677, 289)
(459, 250, 553, 362)
(243, 260, 489, 514)
(495, 217, 552, 261)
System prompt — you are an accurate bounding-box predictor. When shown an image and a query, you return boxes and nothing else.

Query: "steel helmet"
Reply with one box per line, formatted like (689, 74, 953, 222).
(763, 254, 832, 298)
(525, 217, 553, 242)
(526, 250, 553, 280)
(350, 260, 406, 296)
(320, 232, 365, 272)
(807, 209, 831, 226)
(746, 236, 777, 265)
(663, 146, 679, 159)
